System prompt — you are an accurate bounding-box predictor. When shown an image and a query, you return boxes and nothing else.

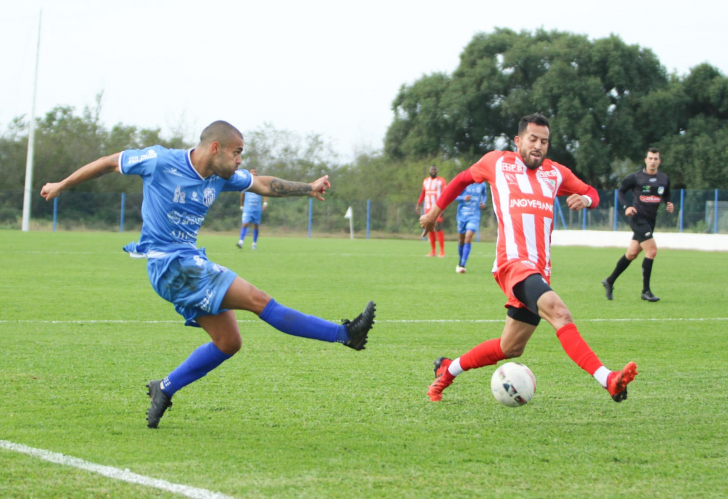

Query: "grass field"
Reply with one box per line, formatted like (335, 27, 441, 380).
(1, 231, 727, 498)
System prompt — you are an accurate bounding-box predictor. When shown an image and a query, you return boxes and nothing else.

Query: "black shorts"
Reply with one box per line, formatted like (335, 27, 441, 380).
(506, 274, 553, 326)
(628, 215, 656, 243)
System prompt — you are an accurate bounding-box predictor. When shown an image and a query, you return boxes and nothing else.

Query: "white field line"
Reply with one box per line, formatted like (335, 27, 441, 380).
(0, 318, 726, 324)
(0, 440, 235, 499)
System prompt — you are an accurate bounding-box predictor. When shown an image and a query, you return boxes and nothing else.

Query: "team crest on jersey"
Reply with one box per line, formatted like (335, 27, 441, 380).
(658, 186, 665, 194)
(541, 178, 556, 191)
(203, 187, 216, 207)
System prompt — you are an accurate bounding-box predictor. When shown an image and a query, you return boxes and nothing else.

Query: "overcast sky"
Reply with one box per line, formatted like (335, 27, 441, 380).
(3, 0, 727, 161)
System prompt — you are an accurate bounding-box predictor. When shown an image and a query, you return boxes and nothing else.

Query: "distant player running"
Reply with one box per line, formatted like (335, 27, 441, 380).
(416, 166, 447, 257)
(422, 114, 637, 404)
(41, 121, 376, 429)
(237, 168, 267, 249)
(602, 148, 673, 302)
(455, 182, 487, 273)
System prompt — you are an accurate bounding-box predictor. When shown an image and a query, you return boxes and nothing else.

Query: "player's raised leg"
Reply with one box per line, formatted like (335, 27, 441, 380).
(219, 277, 376, 349)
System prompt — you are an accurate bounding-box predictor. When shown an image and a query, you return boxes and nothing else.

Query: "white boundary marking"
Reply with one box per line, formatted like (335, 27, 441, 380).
(0, 440, 235, 499)
(1, 318, 726, 324)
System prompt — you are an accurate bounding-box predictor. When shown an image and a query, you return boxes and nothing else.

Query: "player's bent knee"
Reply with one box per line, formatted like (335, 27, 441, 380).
(217, 336, 242, 355)
(503, 345, 525, 358)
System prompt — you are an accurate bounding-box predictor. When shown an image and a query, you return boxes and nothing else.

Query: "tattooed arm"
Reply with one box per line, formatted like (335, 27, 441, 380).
(249, 175, 330, 201)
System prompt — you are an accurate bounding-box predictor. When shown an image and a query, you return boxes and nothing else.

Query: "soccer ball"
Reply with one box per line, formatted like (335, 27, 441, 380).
(491, 362, 536, 407)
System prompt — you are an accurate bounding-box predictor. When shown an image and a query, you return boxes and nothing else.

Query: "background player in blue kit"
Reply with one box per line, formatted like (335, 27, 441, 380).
(40, 121, 376, 429)
(455, 182, 487, 273)
(237, 168, 267, 249)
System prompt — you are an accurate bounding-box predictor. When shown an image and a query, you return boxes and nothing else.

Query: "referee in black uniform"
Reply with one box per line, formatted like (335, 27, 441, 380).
(603, 148, 674, 302)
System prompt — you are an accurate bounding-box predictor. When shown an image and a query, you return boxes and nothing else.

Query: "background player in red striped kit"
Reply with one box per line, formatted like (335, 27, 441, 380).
(421, 114, 638, 403)
(416, 165, 447, 257)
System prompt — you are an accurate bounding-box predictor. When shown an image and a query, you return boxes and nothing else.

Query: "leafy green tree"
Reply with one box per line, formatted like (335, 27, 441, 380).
(384, 28, 672, 188)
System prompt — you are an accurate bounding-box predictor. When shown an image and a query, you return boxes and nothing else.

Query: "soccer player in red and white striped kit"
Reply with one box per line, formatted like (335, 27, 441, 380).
(421, 114, 638, 403)
(416, 166, 448, 257)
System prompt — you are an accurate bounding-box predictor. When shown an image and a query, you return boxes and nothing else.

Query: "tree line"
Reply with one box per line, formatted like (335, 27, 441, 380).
(384, 28, 728, 190)
(1, 28, 727, 215)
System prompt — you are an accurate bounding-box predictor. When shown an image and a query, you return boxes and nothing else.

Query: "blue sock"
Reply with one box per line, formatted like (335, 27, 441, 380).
(161, 342, 232, 396)
(260, 299, 348, 343)
(240, 226, 248, 240)
(458, 243, 464, 263)
(253, 229, 259, 243)
(462, 243, 472, 267)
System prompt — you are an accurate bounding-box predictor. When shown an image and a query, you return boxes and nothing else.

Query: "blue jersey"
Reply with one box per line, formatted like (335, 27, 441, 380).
(119, 146, 253, 254)
(456, 182, 488, 221)
(243, 191, 263, 213)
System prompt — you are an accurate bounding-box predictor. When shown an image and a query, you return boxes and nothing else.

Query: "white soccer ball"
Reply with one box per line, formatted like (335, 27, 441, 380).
(491, 362, 536, 407)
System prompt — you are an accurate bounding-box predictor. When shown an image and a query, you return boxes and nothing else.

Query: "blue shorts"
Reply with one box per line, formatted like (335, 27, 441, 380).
(146, 248, 238, 327)
(457, 218, 480, 234)
(242, 210, 262, 225)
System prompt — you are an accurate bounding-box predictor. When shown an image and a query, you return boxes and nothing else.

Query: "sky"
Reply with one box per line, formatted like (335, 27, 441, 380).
(2, 0, 727, 162)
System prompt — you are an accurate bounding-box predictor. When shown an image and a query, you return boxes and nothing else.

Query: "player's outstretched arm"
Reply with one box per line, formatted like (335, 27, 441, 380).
(250, 175, 330, 201)
(40, 153, 121, 201)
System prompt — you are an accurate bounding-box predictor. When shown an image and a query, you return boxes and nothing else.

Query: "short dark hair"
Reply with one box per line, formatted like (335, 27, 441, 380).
(199, 120, 243, 146)
(518, 114, 550, 136)
(647, 147, 660, 157)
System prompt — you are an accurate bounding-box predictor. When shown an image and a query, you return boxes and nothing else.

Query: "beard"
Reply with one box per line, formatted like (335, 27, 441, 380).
(520, 151, 544, 170)
(524, 159, 542, 170)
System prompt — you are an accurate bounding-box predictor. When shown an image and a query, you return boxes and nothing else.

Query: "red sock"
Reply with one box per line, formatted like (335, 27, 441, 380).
(437, 231, 445, 252)
(428, 231, 436, 252)
(556, 323, 603, 375)
(460, 338, 507, 371)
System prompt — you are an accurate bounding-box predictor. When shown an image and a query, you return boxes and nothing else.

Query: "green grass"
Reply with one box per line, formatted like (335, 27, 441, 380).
(1, 231, 727, 498)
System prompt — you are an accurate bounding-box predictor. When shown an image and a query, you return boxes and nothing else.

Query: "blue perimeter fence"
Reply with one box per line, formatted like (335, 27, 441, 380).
(1, 189, 727, 237)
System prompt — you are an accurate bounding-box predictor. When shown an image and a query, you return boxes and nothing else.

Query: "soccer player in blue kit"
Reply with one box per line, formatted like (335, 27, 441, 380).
(40, 121, 376, 428)
(237, 168, 267, 249)
(454, 182, 487, 273)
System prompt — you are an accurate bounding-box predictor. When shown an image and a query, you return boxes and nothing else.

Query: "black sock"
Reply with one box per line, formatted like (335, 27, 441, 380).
(607, 255, 632, 284)
(642, 258, 654, 293)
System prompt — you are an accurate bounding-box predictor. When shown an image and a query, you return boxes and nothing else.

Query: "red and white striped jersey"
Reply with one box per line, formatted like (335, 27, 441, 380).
(470, 151, 594, 278)
(421, 176, 447, 212)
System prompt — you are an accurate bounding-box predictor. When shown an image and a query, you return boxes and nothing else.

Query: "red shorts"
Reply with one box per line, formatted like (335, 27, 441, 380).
(493, 259, 550, 309)
(425, 206, 444, 223)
